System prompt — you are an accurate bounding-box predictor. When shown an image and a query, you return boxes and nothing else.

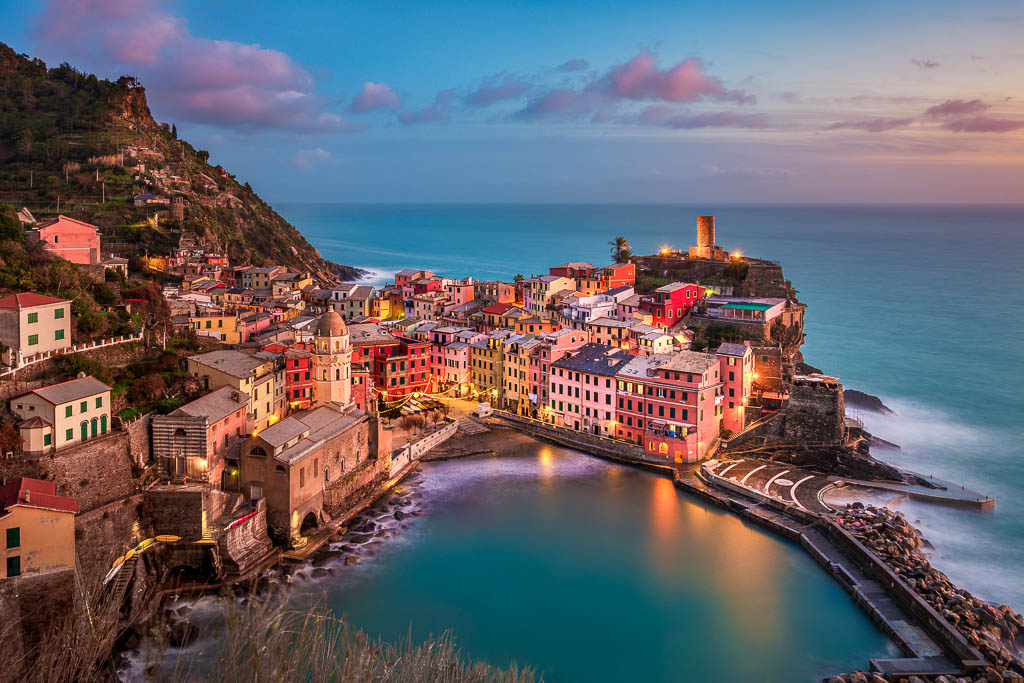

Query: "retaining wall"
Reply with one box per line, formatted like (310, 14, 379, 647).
(391, 421, 458, 476)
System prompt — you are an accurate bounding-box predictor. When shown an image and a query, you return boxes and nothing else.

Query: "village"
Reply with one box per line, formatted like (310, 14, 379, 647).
(4, 208, 1021, 683)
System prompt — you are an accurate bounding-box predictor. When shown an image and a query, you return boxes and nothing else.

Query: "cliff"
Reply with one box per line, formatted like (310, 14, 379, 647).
(0, 42, 363, 282)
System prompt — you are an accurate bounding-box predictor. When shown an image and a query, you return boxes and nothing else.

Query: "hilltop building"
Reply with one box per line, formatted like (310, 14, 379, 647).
(29, 216, 101, 265)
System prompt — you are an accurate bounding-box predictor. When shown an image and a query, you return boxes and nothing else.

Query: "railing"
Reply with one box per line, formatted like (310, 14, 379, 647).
(1, 331, 144, 378)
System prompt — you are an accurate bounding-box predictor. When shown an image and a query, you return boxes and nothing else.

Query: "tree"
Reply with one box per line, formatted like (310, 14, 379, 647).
(513, 273, 524, 283)
(609, 236, 632, 263)
(171, 123, 177, 139)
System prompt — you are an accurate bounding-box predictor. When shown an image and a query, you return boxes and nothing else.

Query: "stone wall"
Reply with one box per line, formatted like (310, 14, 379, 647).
(144, 486, 232, 540)
(0, 429, 139, 512)
(125, 413, 153, 466)
(633, 256, 789, 298)
(0, 568, 78, 662)
(391, 421, 457, 475)
(75, 493, 148, 584)
(751, 345, 786, 394)
(322, 455, 390, 517)
(780, 379, 846, 444)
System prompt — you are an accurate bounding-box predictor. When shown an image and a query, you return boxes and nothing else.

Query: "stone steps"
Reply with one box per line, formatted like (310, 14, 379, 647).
(456, 417, 488, 435)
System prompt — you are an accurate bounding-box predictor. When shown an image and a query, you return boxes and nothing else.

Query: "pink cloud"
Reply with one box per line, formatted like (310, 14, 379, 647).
(465, 77, 529, 107)
(31, 0, 352, 133)
(941, 116, 1024, 133)
(924, 99, 989, 118)
(350, 82, 403, 113)
(398, 90, 457, 125)
(824, 118, 915, 132)
(595, 52, 754, 105)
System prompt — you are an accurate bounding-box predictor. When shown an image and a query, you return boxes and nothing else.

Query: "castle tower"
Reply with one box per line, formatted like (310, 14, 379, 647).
(688, 215, 717, 260)
(311, 311, 353, 410)
(170, 196, 185, 222)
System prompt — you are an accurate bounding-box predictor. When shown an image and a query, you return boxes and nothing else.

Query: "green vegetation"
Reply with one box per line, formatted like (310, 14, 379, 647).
(608, 235, 633, 263)
(0, 42, 359, 280)
(690, 323, 745, 351)
(722, 260, 749, 282)
(634, 275, 674, 293)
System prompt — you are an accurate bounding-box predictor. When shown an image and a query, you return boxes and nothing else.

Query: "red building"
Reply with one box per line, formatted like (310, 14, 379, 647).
(349, 323, 431, 401)
(30, 216, 100, 265)
(639, 282, 705, 328)
(264, 343, 314, 411)
(601, 262, 636, 290)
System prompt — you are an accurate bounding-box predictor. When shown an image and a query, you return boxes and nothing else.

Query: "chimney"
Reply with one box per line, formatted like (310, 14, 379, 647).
(23, 489, 30, 503)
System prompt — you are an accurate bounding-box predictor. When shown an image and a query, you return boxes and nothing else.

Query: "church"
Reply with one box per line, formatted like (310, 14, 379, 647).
(237, 311, 392, 547)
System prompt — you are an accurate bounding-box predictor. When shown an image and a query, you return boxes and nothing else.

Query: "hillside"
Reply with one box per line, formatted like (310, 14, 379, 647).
(0, 42, 363, 282)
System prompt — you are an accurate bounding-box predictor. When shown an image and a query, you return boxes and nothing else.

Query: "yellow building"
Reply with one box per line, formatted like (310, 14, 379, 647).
(187, 350, 283, 432)
(586, 317, 638, 349)
(1, 477, 78, 578)
(190, 312, 240, 343)
(11, 376, 112, 453)
(502, 335, 539, 415)
(469, 334, 507, 399)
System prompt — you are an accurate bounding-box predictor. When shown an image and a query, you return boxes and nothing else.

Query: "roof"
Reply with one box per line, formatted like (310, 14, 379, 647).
(551, 343, 632, 377)
(33, 215, 97, 232)
(347, 285, 375, 301)
(722, 302, 775, 311)
(551, 261, 597, 270)
(171, 386, 249, 423)
(0, 292, 68, 309)
(655, 282, 692, 293)
(257, 406, 363, 464)
(482, 303, 515, 315)
(316, 311, 347, 337)
(604, 262, 633, 270)
(661, 351, 719, 374)
(21, 376, 110, 405)
(0, 477, 78, 517)
(445, 341, 469, 351)
(189, 350, 267, 378)
(716, 343, 751, 357)
(395, 269, 421, 277)
(348, 322, 398, 345)
(589, 316, 637, 328)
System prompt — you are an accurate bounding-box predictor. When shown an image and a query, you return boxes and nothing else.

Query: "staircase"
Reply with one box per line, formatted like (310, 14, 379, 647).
(456, 417, 488, 435)
(109, 555, 137, 607)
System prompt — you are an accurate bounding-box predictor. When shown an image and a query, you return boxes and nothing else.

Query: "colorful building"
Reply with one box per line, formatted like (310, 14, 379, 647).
(30, 216, 100, 265)
(11, 376, 112, 453)
(1, 478, 78, 579)
(639, 282, 706, 328)
(547, 343, 632, 435)
(0, 293, 72, 368)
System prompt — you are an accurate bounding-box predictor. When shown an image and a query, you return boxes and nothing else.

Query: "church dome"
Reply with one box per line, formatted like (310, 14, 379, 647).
(316, 310, 347, 337)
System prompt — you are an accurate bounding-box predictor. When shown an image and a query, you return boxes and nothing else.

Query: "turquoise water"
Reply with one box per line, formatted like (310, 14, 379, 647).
(290, 447, 896, 681)
(278, 202, 1024, 611)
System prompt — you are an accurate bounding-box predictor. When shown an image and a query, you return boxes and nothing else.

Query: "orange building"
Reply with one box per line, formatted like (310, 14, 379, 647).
(1, 478, 78, 579)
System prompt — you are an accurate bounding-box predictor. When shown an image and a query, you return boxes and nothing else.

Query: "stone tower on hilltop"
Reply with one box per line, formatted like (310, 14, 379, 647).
(312, 311, 353, 410)
(170, 195, 185, 222)
(688, 215, 728, 261)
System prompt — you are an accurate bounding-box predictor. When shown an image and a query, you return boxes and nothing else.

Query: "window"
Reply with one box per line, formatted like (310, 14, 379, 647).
(54, 308, 65, 319)
(65, 428, 73, 441)
(55, 329, 64, 341)
(27, 334, 38, 346)
(250, 446, 267, 457)
(80, 401, 87, 413)
(6, 556, 20, 577)
(65, 405, 73, 418)
(6, 527, 19, 549)
(96, 396, 102, 408)
(43, 433, 51, 446)
(27, 312, 38, 324)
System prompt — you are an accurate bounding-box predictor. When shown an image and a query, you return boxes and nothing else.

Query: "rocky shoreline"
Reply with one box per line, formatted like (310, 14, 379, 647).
(829, 504, 1024, 683)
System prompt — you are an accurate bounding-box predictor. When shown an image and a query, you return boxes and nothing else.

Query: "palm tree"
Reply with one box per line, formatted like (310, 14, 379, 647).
(513, 273, 524, 284)
(609, 236, 632, 263)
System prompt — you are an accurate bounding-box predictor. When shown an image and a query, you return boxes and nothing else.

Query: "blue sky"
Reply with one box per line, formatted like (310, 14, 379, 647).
(5, 0, 1024, 202)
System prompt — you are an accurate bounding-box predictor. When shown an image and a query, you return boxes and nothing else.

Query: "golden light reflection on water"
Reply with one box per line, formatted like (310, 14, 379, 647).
(537, 446, 555, 492)
(638, 474, 790, 647)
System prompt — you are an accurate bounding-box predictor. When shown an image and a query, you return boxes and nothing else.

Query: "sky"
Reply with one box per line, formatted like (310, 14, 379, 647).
(5, 0, 1024, 203)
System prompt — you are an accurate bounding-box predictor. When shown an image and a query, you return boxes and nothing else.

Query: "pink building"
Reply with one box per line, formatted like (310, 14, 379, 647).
(615, 351, 724, 463)
(238, 312, 273, 342)
(31, 216, 100, 265)
(716, 342, 754, 433)
(548, 343, 632, 435)
(529, 328, 590, 411)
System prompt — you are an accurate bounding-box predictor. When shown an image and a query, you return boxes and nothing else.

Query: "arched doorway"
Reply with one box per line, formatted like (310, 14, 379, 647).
(300, 511, 318, 534)
(100, 414, 107, 433)
(80, 421, 88, 440)
(91, 417, 97, 437)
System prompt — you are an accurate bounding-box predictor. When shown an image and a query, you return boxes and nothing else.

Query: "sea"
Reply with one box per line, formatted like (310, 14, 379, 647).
(266, 203, 1023, 679)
